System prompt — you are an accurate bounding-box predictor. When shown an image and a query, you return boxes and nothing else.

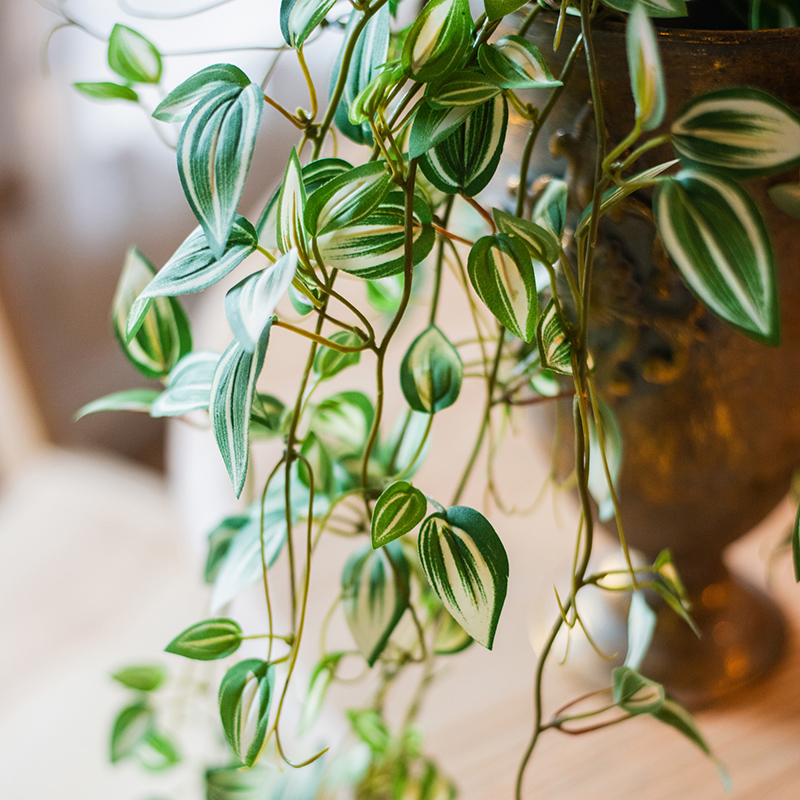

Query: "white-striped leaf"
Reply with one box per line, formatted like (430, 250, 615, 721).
(417, 506, 509, 650)
(654, 168, 779, 345)
(225, 250, 298, 352)
(316, 192, 434, 279)
(494, 208, 560, 265)
(76, 388, 160, 420)
(602, 0, 689, 17)
(310, 391, 374, 458)
(671, 87, 800, 178)
(627, 3, 665, 132)
(154, 64, 250, 123)
(219, 659, 275, 767)
(468, 233, 537, 342)
(178, 79, 263, 258)
(331, 5, 390, 145)
(313, 331, 362, 380)
(108, 24, 161, 84)
(769, 182, 800, 218)
(536, 299, 572, 374)
(408, 103, 474, 160)
(276, 147, 308, 255)
(305, 162, 392, 236)
(126, 218, 257, 341)
(371, 480, 427, 549)
(342, 541, 410, 666)
(426, 70, 502, 110)
(347, 63, 401, 126)
(533, 178, 568, 240)
(588, 397, 623, 522)
(280, 0, 336, 48)
(485, 0, 529, 20)
(205, 515, 248, 585)
(613, 666, 665, 716)
(151, 351, 219, 417)
(419, 95, 508, 197)
(74, 82, 138, 102)
(210, 321, 273, 498)
(433, 611, 473, 655)
(401, 0, 473, 84)
(111, 702, 154, 763)
(166, 618, 243, 661)
(478, 37, 562, 90)
(400, 325, 463, 413)
(113, 248, 192, 378)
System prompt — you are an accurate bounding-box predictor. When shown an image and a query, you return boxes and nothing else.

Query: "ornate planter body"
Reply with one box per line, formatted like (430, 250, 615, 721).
(500, 16, 800, 705)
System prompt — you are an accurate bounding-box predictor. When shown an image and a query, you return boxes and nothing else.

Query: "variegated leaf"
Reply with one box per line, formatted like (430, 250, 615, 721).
(671, 87, 800, 178)
(613, 666, 665, 716)
(536, 299, 572, 374)
(426, 70, 502, 110)
(218, 659, 275, 767)
(316, 192, 434, 279)
(478, 37, 562, 90)
(371, 481, 427, 549)
(310, 391, 374, 459)
(533, 178, 568, 240)
(400, 325, 463, 413)
(468, 233, 537, 342)
(417, 506, 508, 650)
(654, 168, 779, 344)
(305, 162, 392, 236)
(348, 64, 400, 126)
(276, 147, 308, 255)
(225, 250, 298, 352)
(433, 611, 473, 655)
(420, 95, 508, 197)
(210, 321, 273, 498)
(401, 0, 473, 84)
(126, 217, 257, 340)
(627, 3, 665, 131)
(113, 248, 192, 378)
(408, 103, 474, 160)
(178, 79, 263, 258)
(313, 331, 362, 380)
(280, 0, 336, 49)
(166, 618, 243, 661)
(494, 208, 560, 265)
(342, 541, 410, 666)
(602, 0, 689, 17)
(76, 388, 160, 420)
(154, 64, 251, 123)
(299, 652, 344, 734)
(151, 351, 219, 417)
(108, 24, 161, 84)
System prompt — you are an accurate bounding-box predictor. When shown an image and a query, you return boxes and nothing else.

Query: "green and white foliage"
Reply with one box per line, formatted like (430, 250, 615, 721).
(204, 515, 249, 584)
(408, 103, 475, 160)
(154, 64, 253, 123)
(75, 82, 138, 102)
(478, 36, 562, 90)
(110, 702, 155, 763)
(76, 388, 160, 419)
(348, 709, 391, 754)
(316, 193, 435, 279)
(671, 87, 800, 178)
(250, 393, 286, 439)
(601, 0, 690, 16)
(536, 299, 572, 375)
(626, 2, 665, 131)
(587, 398, 623, 522)
(400, 325, 463, 414)
(494, 208, 560, 266)
(136, 731, 181, 771)
(420, 95, 508, 197)
(417, 506, 509, 650)
(151, 350, 219, 418)
(310, 391, 374, 459)
(468, 234, 537, 342)
(299, 652, 344, 734)
(342, 541, 410, 666)
(401, 0, 472, 84)
(432, 611, 473, 655)
(210, 320, 273, 498)
(313, 332, 363, 380)
(112, 665, 166, 693)
(166, 618, 243, 661)
(379, 410, 433, 478)
(218, 659, 275, 767)
(277, 148, 309, 255)
(425, 71, 502, 111)
(532, 178, 568, 241)
(112, 248, 192, 379)
(280, 0, 336, 49)
(654, 168, 779, 345)
(371, 480, 428, 549)
(108, 24, 161, 84)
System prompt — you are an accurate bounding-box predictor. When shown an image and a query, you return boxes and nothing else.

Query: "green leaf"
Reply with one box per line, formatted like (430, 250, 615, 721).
(468, 233, 537, 342)
(602, 0, 689, 16)
(298, 432, 336, 497)
(111, 702, 154, 763)
(74, 81, 139, 102)
(225, 250, 297, 352)
(652, 698, 713, 759)
(654, 168, 779, 345)
(125, 218, 258, 341)
(484, 0, 529, 20)
(420, 95, 508, 197)
(218, 659, 275, 767)
(310, 391, 374, 459)
(166, 618, 243, 661)
(626, 3, 665, 131)
(624, 591, 656, 671)
(151, 351, 219, 417)
(299, 652, 345, 734)
(408, 102, 474, 160)
(205, 515, 249, 584)
(347, 709, 391, 754)
(178, 79, 263, 258)
(671, 87, 800, 178)
(418, 506, 509, 649)
(210, 322, 273, 498)
(426, 70, 502, 110)
(432, 612, 473, 655)
(401, 0, 472, 84)
(494, 208, 560, 265)
(371, 480, 428, 549)
(76, 388, 160, 420)
(750, 0, 800, 28)
(313, 331, 362, 380)
(478, 36, 562, 90)
(792, 502, 800, 582)
(587, 397, 623, 522)
(108, 24, 162, 84)
(533, 178, 568, 240)
(154, 64, 250, 123)
(316, 192, 435, 280)
(381, 410, 432, 477)
(135, 729, 181, 771)
(536, 299, 572, 375)
(305, 162, 392, 237)
(342, 541, 410, 665)
(367, 274, 404, 313)
(612, 666, 665, 716)
(112, 665, 166, 692)
(276, 147, 308, 255)
(769, 182, 800, 218)
(113, 248, 192, 378)
(280, 0, 336, 48)
(250, 393, 286, 439)
(400, 325, 463, 413)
